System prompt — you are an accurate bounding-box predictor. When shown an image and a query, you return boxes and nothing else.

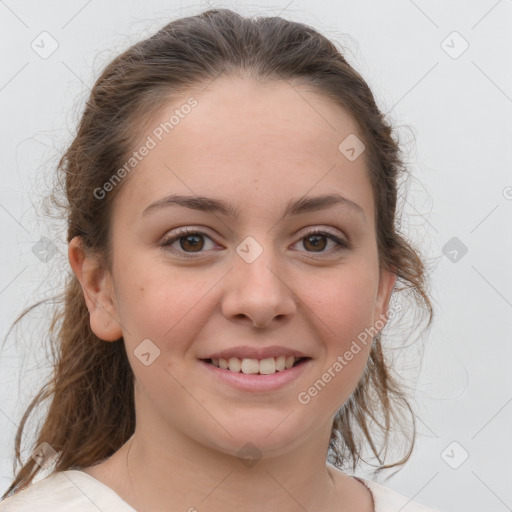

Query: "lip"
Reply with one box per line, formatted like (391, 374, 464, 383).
(200, 357, 312, 392)
(201, 345, 309, 360)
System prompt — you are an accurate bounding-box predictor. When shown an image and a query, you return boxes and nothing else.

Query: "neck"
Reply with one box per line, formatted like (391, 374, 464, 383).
(123, 430, 338, 512)
(98, 417, 367, 512)
(91, 392, 373, 512)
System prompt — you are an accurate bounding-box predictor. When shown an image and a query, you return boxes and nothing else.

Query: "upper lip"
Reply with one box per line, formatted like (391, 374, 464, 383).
(201, 346, 310, 360)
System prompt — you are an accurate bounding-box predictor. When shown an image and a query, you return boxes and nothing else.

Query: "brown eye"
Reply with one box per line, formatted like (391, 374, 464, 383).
(161, 229, 217, 258)
(179, 234, 204, 252)
(293, 229, 350, 255)
(303, 234, 327, 252)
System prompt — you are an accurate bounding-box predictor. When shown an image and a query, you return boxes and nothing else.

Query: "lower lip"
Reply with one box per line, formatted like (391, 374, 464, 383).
(200, 359, 312, 392)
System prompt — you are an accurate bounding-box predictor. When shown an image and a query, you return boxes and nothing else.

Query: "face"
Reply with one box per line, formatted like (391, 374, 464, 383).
(72, 76, 396, 460)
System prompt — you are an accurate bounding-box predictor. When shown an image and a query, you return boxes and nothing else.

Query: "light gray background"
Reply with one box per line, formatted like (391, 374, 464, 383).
(1, 1, 511, 511)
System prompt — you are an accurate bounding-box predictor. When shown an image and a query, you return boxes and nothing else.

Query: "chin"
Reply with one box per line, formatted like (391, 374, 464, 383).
(199, 416, 313, 462)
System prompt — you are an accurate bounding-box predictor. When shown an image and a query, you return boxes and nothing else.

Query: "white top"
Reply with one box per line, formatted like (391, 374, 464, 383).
(0, 470, 440, 511)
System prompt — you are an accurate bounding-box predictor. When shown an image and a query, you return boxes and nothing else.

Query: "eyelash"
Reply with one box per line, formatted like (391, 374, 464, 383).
(160, 227, 351, 259)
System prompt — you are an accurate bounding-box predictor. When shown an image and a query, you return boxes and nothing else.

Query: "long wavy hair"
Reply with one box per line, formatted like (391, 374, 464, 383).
(2, 7, 433, 499)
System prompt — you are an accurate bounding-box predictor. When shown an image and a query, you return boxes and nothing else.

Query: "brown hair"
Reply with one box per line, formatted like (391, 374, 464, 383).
(2, 7, 433, 499)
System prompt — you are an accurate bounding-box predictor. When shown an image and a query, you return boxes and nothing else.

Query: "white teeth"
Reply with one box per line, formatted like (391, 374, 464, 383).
(259, 357, 276, 375)
(241, 358, 259, 374)
(228, 357, 241, 372)
(208, 355, 302, 374)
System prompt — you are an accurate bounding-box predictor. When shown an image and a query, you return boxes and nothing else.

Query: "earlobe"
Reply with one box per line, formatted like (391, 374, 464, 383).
(68, 236, 123, 342)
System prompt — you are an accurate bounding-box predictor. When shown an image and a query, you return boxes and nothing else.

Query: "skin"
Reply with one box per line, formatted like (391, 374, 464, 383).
(69, 76, 396, 512)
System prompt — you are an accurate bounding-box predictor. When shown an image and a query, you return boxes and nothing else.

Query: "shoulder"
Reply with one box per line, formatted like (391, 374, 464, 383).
(355, 477, 441, 512)
(0, 470, 136, 512)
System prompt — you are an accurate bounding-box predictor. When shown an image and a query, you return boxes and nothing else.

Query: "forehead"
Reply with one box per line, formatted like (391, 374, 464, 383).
(167, 76, 361, 154)
(113, 76, 373, 224)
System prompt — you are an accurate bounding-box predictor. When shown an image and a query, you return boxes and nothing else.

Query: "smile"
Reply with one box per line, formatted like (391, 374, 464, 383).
(200, 355, 312, 392)
(204, 356, 309, 375)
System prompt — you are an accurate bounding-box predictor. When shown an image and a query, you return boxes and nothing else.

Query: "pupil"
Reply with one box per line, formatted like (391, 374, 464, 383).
(181, 235, 203, 252)
(305, 235, 325, 251)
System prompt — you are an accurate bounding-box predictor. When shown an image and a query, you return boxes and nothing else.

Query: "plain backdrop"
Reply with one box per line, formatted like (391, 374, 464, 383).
(1, 1, 511, 511)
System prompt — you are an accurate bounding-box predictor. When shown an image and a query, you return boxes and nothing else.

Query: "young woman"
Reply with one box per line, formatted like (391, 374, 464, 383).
(1, 8, 438, 512)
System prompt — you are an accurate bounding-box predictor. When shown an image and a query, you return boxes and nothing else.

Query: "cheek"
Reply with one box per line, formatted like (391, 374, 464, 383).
(113, 257, 215, 347)
(305, 265, 379, 344)
(301, 278, 376, 411)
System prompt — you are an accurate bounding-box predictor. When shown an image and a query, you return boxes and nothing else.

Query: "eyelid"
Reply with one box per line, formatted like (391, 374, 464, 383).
(160, 227, 219, 259)
(292, 228, 350, 252)
(160, 226, 351, 258)
(295, 226, 347, 242)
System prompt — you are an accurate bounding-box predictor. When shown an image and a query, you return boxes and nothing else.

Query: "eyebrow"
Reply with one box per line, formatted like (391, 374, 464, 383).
(142, 193, 366, 222)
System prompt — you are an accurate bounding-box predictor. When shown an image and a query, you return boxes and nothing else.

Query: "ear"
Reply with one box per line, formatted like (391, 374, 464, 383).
(68, 236, 123, 342)
(373, 266, 398, 332)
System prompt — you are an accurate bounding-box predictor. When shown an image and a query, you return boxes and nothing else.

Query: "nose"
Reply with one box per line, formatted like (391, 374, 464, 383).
(221, 242, 297, 329)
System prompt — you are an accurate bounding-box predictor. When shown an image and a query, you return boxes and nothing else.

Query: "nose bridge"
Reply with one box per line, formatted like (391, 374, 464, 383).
(222, 234, 296, 326)
(235, 234, 284, 293)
